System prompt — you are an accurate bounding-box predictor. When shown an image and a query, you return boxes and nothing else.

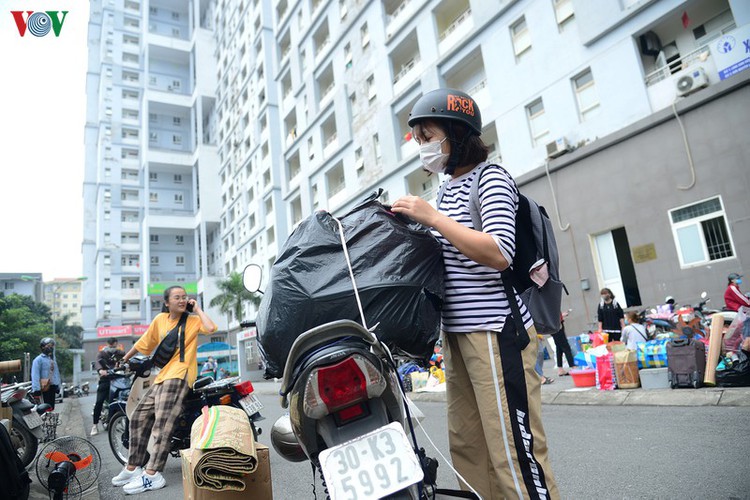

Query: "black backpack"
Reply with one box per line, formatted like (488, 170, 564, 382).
(437, 164, 568, 347)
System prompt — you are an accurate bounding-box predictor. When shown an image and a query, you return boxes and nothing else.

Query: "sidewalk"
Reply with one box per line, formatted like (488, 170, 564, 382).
(29, 397, 100, 500)
(249, 359, 750, 407)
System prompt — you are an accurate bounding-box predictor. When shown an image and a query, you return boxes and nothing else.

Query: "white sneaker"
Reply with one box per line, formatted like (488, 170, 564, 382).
(123, 471, 166, 495)
(90, 424, 98, 436)
(112, 466, 143, 487)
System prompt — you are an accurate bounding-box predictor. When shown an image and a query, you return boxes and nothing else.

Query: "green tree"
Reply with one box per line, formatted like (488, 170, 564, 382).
(0, 293, 78, 381)
(209, 271, 262, 330)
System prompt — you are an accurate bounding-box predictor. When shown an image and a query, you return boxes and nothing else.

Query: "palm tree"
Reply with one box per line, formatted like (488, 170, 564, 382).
(209, 271, 262, 330)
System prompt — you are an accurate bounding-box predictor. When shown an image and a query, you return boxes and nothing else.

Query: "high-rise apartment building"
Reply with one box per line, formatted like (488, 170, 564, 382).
(83, 0, 750, 363)
(81, 0, 224, 365)
(43, 279, 85, 327)
(215, 0, 750, 336)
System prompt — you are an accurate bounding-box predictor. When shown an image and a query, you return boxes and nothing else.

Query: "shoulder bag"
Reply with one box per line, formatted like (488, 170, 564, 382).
(147, 312, 189, 369)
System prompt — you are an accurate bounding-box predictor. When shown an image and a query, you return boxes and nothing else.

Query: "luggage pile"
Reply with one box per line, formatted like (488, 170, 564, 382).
(569, 318, 750, 389)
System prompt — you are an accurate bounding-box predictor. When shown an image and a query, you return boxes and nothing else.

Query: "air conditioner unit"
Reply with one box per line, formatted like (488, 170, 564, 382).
(545, 137, 570, 159)
(675, 67, 709, 97)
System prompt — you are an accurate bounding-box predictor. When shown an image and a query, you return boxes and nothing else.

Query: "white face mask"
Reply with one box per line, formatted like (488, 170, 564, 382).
(419, 137, 448, 173)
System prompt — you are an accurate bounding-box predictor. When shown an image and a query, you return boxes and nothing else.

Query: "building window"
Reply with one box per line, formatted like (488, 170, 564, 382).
(360, 23, 369, 48)
(553, 0, 574, 27)
(174, 193, 184, 204)
(151, 256, 160, 265)
(176, 235, 184, 245)
(149, 172, 157, 182)
(526, 98, 549, 146)
(176, 256, 185, 266)
(669, 196, 734, 268)
(150, 192, 158, 202)
(373, 133, 382, 163)
(174, 174, 182, 183)
(511, 16, 531, 58)
(367, 75, 376, 101)
(104, 278, 111, 289)
(150, 234, 159, 243)
(573, 69, 599, 121)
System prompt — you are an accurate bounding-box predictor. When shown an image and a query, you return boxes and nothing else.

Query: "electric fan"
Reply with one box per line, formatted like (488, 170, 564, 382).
(35, 437, 101, 500)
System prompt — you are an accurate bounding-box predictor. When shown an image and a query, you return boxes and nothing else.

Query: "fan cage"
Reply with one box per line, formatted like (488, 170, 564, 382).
(35, 436, 101, 497)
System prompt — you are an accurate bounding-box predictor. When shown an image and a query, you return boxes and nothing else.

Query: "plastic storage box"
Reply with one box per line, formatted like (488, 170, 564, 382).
(639, 367, 670, 389)
(570, 368, 597, 387)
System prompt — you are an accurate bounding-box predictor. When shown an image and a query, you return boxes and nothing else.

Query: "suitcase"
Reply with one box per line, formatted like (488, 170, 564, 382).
(666, 338, 706, 388)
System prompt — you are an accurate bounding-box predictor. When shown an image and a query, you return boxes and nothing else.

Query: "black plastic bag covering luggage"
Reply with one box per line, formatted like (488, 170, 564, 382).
(257, 196, 444, 379)
(716, 349, 750, 387)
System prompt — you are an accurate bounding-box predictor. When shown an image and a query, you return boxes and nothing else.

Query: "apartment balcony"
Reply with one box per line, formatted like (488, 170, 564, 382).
(122, 288, 141, 300)
(120, 242, 140, 252)
(120, 198, 140, 208)
(393, 56, 422, 96)
(400, 138, 418, 159)
(121, 265, 140, 274)
(320, 82, 335, 108)
(122, 310, 142, 321)
(644, 45, 719, 112)
(148, 19, 190, 42)
(121, 221, 140, 232)
(438, 8, 473, 55)
(386, 0, 417, 40)
(323, 133, 339, 158)
(468, 78, 491, 111)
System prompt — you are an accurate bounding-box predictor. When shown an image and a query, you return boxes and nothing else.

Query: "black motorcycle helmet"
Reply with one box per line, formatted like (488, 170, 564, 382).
(40, 337, 55, 349)
(408, 88, 482, 175)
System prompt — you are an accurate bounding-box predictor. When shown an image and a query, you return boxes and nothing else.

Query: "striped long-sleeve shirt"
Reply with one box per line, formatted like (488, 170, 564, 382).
(433, 162, 533, 334)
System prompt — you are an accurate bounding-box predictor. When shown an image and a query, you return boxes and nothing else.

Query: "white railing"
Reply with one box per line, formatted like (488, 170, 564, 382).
(644, 45, 711, 86)
(393, 56, 420, 83)
(387, 0, 411, 25)
(439, 9, 471, 41)
(467, 78, 487, 96)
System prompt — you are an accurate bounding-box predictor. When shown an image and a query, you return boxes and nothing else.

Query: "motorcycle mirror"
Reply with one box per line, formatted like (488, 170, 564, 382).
(242, 264, 263, 294)
(700, 291, 707, 299)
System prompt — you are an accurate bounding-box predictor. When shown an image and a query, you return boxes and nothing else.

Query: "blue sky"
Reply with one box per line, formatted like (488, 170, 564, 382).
(0, 1, 89, 280)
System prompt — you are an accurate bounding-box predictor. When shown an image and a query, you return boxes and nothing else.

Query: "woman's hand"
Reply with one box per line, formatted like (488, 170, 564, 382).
(188, 298, 201, 313)
(391, 195, 441, 228)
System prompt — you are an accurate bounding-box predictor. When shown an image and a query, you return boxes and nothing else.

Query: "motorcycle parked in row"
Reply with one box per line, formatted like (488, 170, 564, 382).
(1, 381, 52, 467)
(243, 265, 431, 500)
(107, 358, 264, 465)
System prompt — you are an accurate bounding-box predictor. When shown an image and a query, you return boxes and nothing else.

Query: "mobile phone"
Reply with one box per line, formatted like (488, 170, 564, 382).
(186, 301, 194, 313)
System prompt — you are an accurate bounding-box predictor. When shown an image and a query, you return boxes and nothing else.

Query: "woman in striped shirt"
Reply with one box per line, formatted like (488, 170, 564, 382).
(392, 88, 558, 500)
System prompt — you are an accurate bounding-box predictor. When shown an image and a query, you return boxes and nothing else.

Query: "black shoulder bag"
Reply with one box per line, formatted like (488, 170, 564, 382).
(148, 312, 188, 369)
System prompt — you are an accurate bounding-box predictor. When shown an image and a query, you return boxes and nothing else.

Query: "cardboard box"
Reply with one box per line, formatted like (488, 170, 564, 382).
(181, 443, 273, 500)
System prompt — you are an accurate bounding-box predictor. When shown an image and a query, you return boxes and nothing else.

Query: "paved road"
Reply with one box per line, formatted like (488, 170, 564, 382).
(79, 391, 750, 499)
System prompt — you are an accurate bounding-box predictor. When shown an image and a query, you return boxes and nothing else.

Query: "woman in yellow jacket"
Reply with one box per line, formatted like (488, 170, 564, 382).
(112, 286, 217, 494)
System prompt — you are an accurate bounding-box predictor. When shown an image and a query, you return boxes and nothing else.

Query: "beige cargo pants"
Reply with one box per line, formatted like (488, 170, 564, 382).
(443, 321, 559, 500)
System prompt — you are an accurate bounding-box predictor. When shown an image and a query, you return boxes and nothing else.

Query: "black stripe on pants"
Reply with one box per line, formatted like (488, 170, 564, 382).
(497, 320, 550, 500)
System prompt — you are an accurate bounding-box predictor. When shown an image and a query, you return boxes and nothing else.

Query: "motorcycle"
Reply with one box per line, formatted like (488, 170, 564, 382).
(1, 381, 52, 467)
(97, 368, 133, 431)
(81, 381, 90, 396)
(107, 359, 264, 466)
(244, 264, 432, 499)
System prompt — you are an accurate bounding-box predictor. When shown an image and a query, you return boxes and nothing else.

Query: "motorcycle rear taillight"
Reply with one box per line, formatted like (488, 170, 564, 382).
(303, 354, 386, 419)
(7, 389, 27, 404)
(234, 380, 255, 396)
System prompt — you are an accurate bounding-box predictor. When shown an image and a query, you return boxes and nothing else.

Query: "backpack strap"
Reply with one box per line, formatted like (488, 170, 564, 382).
(178, 312, 188, 362)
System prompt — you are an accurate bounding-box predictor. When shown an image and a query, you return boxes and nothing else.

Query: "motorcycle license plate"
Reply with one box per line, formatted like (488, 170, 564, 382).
(23, 412, 44, 429)
(319, 422, 423, 500)
(239, 393, 263, 416)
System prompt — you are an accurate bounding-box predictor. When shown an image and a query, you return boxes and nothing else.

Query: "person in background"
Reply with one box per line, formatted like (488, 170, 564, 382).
(111, 286, 217, 494)
(724, 272, 750, 344)
(551, 310, 576, 376)
(200, 356, 217, 378)
(665, 296, 676, 313)
(621, 311, 649, 351)
(91, 337, 124, 436)
(598, 288, 625, 342)
(535, 334, 554, 384)
(31, 338, 61, 410)
(391, 88, 558, 499)
(724, 273, 750, 312)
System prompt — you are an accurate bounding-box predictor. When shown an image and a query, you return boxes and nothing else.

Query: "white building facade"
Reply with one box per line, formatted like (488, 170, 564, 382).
(81, 0, 226, 366)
